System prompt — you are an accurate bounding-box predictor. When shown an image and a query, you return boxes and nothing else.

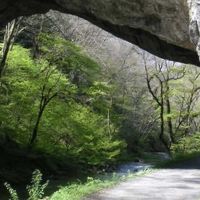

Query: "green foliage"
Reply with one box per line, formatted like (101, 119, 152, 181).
(50, 170, 150, 200)
(37, 33, 100, 88)
(4, 182, 19, 200)
(171, 133, 200, 155)
(1, 45, 74, 144)
(0, 34, 124, 167)
(27, 170, 49, 200)
(5, 170, 48, 200)
(37, 102, 124, 166)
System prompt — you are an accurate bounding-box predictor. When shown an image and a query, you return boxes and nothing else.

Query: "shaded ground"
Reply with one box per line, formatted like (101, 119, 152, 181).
(85, 158, 200, 200)
(0, 139, 81, 200)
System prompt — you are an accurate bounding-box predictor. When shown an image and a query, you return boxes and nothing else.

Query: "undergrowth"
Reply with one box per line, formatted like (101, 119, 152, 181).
(48, 170, 151, 200)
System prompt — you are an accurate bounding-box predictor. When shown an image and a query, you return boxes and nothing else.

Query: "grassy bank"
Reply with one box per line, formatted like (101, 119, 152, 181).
(46, 152, 164, 200)
(47, 170, 151, 200)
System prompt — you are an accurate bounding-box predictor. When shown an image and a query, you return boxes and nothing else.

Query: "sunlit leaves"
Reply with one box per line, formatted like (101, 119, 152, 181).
(0, 37, 123, 167)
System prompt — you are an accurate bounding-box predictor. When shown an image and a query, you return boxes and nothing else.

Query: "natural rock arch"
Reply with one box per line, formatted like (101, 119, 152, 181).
(0, 0, 200, 66)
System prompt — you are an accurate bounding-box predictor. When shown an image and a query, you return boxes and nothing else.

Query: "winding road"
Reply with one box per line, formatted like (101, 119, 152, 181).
(86, 158, 200, 200)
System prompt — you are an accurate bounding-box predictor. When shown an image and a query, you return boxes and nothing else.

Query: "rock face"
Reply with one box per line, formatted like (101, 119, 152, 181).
(188, 0, 200, 60)
(0, 0, 200, 65)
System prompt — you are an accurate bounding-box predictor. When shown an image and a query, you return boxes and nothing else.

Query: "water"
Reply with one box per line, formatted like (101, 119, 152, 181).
(117, 162, 152, 173)
(0, 160, 155, 199)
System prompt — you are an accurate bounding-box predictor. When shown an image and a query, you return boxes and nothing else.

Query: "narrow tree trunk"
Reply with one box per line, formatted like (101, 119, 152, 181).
(29, 106, 45, 147)
(160, 83, 169, 152)
(0, 41, 11, 77)
(0, 19, 17, 77)
(29, 92, 57, 147)
(165, 83, 175, 144)
(107, 108, 111, 138)
(160, 101, 169, 151)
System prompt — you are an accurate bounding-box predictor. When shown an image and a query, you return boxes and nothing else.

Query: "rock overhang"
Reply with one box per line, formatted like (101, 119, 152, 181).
(0, 0, 200, 66)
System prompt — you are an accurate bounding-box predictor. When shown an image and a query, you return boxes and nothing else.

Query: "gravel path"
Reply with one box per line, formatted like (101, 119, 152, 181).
(85, 160, 200, 200)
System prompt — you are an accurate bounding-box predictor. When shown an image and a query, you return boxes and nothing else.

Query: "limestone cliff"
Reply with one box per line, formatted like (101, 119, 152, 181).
(0, 0, 200, 65)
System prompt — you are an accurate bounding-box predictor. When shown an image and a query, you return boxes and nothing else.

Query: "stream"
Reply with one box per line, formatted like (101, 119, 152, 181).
(116, 162, 152, 174)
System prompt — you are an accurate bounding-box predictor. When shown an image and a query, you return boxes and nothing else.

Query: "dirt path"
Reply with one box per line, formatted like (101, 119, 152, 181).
(86, 161, 200, 200)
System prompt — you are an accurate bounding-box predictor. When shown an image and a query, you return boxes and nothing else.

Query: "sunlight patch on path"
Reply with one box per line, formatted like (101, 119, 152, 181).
(86, 169, 200, 200)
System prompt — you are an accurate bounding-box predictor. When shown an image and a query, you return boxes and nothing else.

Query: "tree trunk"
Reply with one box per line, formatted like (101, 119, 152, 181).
(160, 83, 170, 152)
(165, 83, 175, 144)
(0, 19, 18, 77)
(29, 106, 45, 147)
(0, 41, 11, 77)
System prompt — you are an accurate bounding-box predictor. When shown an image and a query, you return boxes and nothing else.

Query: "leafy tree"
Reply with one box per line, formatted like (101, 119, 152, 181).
(0, 35, 124, 167)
